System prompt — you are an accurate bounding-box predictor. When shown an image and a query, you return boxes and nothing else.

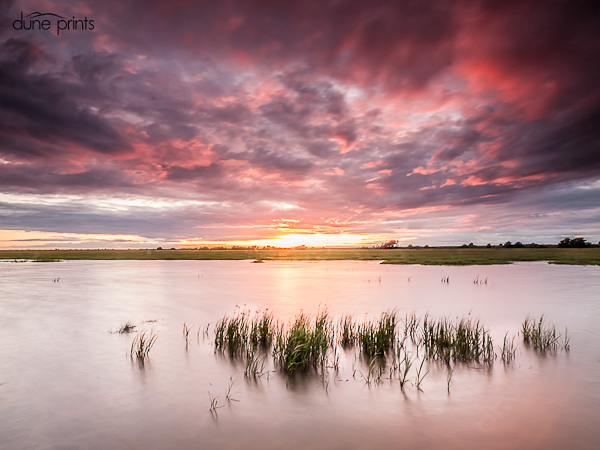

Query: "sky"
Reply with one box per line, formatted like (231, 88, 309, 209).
(1, 0, 599, 249)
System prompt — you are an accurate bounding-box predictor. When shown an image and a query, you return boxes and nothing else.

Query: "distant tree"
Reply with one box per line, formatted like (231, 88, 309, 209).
(156, 247, 163, 250)
(513, 241, 523, 248)
(379, 240, 399, 249)
(486, 243, 491, 248)
(558, 237, 591, 248)
(504, 241, 513, 248)
(468, 243, 475, 248)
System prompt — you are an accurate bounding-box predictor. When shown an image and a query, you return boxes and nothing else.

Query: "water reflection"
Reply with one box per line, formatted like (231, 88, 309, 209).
(0, 260, 598, 449)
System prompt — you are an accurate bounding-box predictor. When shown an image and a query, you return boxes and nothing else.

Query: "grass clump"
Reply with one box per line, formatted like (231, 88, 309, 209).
(249, 312, 275, 349)
(273, 310, 333, 375)
(357, 310, 397, 357)
(117, 321, 136, 333)
(214, 312, 251, 356)
(130, 330, 158, 361)
(214, 310, 276, 356)
(244, 348, 268, 378)
(339, 314, 357, 347)
(403, 312, 420, 342)
(500, 332, 517, 363)
(522, 315, 564, 351)
(421, 315, 494, 364)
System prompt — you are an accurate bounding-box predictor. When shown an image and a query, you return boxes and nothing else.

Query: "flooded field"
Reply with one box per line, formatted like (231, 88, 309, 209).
(0, 260, 599, 449)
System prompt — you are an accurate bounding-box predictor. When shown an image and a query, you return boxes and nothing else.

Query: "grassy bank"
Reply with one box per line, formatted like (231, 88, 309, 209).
(1, 247, 599, 265)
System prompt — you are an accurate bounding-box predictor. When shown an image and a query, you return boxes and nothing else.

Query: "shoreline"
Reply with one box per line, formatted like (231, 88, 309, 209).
(1, 247, 599, 266)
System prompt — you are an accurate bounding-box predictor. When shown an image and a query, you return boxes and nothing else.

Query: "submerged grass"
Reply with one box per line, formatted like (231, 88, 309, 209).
(500, 332, 517, 363)
(273, 310, 333, 375)
(210, 309, 570, 392)
(522, 315, 565, 351)
(357, 311, 398, 357)
(130, 330, 158, 361)
(244, 348, 268, 378)
(421, 315, 495, 364)
(339, 314, 357, 347)
(214, 310, 276, 356)
(117, 321, 136, 334)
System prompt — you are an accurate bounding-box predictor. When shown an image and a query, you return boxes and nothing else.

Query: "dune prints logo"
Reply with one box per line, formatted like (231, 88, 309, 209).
(12, 11, 95, 36)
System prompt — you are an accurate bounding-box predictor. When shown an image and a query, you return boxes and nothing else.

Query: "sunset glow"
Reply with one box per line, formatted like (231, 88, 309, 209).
(1, 1, 599, 248)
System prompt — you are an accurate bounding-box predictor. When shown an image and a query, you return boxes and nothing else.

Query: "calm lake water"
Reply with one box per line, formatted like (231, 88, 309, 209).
(0, 260, 599, 449)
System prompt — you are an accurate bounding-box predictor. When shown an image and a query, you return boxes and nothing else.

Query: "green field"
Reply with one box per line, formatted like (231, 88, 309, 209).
(1, 247, 599, 265)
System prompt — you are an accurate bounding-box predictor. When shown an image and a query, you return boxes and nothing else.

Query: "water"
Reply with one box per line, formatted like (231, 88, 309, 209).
(0, 260, 598, 449)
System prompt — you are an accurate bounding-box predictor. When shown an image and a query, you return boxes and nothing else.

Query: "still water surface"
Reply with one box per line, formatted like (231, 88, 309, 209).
(0, 260, 598, 449)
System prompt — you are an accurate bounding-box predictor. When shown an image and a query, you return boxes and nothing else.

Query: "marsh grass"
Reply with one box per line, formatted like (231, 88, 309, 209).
(360, 354, 384, 385)
(215, 310, 276, 356)
(562, 328, 570, 351)
(339, 314, 357, 347)
(208, 391, 222, 412)
(116, 321, 136, 334)
(403, 313, 420, 342)
(421, 315, 495, 364)
(415, 358, 429, 391)
(473, 275, 488, 285)
(522, 315, 563, 351)
(398, 349, 413, 390)
(211, 309, 570, 392)
(500, 332, 517, 363)
(273, 310, 334, 375)
(244, 349, 268, 378)
(249, 312, 275, 349)
(183, 322, 191, 347)
(225, 376, 239, 402)
(357, 310, 397, 357)
(130, 330, 158, 361)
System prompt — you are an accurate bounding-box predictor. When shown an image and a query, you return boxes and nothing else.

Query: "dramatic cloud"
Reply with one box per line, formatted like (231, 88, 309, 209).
(1, 0, 599, 248)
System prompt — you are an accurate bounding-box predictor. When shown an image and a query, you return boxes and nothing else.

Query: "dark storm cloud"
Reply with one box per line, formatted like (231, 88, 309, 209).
(512, 108, 600, 177)
(101, 0, 459, 92)
(0, 40, 132, 158)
